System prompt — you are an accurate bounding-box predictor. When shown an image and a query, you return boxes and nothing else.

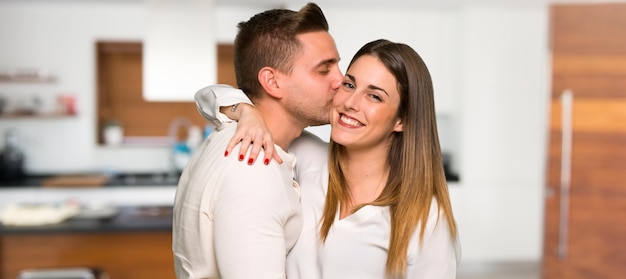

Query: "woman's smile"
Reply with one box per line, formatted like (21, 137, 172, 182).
(338, 113, 364, 128)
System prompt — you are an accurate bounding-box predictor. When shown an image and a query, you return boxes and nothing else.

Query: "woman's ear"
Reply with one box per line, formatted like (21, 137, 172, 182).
(258, 67, 282, 99)
(393, 118, 403, 132)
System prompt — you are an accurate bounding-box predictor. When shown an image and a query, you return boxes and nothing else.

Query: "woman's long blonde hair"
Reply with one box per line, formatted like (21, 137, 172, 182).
(319, 39, 457, 278)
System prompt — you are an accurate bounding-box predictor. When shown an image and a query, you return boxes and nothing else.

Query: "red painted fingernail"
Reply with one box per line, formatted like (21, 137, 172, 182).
(224, 151, 229, 157)
(239, 155, 244, 161)
(248, 158, 254, 165)
(264, 159, 270, 165)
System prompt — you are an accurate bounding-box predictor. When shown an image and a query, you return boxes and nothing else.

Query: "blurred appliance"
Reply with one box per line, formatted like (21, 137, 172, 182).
(0, 128, 24, 182)
(17, 267, 108, 279)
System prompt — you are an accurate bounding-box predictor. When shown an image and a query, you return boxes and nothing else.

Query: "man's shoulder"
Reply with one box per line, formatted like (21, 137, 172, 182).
(215, 152, 296, 203)
(210, 122, 237, 136)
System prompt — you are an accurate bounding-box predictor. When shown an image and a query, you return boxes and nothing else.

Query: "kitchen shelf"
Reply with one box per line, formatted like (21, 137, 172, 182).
(0, 112, 75, 119)
(0, 75, 56, 83)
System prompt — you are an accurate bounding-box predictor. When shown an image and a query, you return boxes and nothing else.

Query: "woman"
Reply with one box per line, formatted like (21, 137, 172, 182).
(318, 39, 458, 278)
(198, 39, 460, 278)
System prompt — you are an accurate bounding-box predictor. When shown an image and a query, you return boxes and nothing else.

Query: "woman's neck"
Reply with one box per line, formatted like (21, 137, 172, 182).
(340, 146, 390, 218)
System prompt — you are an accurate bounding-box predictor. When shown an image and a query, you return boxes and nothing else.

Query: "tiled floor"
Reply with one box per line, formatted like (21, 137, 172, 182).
(457, 262, 540, 279)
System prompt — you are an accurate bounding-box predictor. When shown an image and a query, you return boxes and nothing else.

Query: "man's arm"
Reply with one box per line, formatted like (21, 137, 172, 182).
(195, 84, 281, 164)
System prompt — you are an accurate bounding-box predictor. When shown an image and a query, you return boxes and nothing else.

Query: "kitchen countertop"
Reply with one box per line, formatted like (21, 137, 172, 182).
(0, 172, 177, 234)
(0, 205, 173, 234)
(0, 172, 181, 188)
(0, 172, 458, 235)
(0, 185, 177, 212)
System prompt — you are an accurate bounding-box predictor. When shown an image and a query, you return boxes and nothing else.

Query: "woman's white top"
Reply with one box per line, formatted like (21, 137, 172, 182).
(319, 198, 461, 279)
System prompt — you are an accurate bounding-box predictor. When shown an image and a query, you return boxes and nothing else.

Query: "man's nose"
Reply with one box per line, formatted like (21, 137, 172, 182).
(330, 68, 344, 90)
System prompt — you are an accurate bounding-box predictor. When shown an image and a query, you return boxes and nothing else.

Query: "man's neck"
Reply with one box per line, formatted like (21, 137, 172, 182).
(255, 102, 305, 151)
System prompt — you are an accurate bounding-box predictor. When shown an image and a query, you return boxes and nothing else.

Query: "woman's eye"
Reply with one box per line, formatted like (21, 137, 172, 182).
(342, 82, 355, 89)
(369, 94, 382, 101)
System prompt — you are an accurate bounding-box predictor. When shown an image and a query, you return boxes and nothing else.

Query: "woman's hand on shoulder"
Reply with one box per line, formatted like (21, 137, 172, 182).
(224, 103, 283, 165)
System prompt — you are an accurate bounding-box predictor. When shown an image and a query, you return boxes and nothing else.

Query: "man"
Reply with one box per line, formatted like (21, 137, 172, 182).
(172, 3, 342, 279)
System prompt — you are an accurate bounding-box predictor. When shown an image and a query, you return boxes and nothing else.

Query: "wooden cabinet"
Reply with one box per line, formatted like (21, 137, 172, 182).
(543, 3, 626, 278)
(96, 41, 235, 145)
(1, 231, 174, 279)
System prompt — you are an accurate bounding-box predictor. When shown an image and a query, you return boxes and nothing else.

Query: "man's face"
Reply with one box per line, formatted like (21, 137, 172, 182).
(280, 31, 343, 127)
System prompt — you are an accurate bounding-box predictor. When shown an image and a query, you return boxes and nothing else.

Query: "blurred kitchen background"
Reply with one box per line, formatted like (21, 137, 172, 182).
(1, 0, 625, 278)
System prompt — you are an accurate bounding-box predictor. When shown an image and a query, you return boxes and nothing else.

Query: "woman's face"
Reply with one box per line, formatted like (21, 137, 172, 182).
(330, 54, 403, 150)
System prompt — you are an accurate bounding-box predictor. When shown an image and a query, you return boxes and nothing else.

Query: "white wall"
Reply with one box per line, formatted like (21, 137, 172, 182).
(453, 6, 549, 262)
(0, 2, 271, 174)
(0, 1, 159, 173)
(0, 1, 550, 264)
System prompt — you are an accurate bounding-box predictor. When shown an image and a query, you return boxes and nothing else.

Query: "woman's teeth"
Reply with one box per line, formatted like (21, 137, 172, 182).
(340, 114, 363, 127)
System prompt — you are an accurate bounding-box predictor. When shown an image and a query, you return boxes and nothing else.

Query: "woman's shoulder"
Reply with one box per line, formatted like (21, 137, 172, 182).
(410, 198, 451, 242)
(405, 197, 460, 276)
(290, 130, 329, 157)
(289, 130, 329, 175)
(291, 130, 328, 149)
(426, 198, 449, 231)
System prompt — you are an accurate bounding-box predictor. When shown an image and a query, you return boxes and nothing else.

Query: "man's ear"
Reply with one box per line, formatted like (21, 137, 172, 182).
(258, 67, 282, 99)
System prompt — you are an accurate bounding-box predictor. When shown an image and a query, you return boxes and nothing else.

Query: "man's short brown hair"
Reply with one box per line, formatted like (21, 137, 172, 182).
(233, 2, 329, 100)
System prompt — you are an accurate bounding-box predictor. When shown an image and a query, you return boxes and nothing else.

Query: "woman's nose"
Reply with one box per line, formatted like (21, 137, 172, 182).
(343, 91, 360, 111)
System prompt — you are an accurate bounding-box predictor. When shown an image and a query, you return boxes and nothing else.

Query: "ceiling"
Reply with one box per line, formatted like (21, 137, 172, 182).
(214, 0, 626, 9)
(2, 0, 623, 8)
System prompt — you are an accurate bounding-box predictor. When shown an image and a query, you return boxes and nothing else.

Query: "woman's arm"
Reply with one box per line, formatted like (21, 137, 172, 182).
(406, 201, 461, 278)
(195, 84, 252, 125)
(195, 85, 281, 164)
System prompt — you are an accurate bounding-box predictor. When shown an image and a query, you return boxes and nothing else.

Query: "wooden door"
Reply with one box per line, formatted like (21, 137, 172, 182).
(543, 3, 626, 278)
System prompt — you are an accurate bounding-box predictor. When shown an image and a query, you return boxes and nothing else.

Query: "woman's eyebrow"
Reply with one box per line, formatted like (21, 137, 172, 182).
(345, 73, 388, 96)
(367, 84, 389, 96)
